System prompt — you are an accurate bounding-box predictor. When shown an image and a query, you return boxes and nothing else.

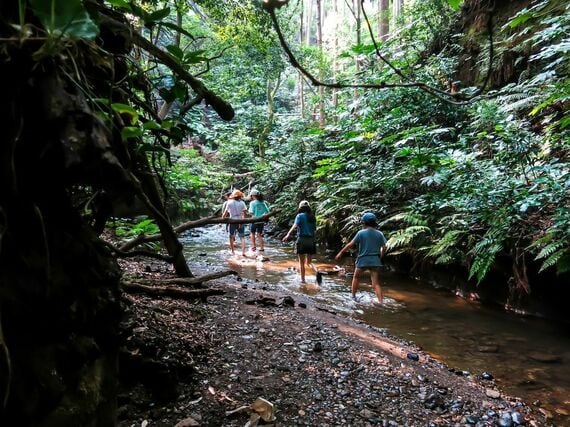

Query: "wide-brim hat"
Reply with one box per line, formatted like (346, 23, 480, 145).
(230, 190, 244, 199)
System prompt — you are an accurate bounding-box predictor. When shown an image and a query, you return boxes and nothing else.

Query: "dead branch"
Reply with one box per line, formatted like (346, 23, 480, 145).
(122, 282, 224, 300)
(119, 209, 280, 251)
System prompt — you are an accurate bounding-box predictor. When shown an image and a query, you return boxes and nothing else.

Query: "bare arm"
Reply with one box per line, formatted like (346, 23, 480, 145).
(335, 240, 355, 260)
(282, 223, 298, 241)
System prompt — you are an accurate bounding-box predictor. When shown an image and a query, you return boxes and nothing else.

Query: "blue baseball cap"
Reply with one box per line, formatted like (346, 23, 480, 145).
(361, 212, 377, 223)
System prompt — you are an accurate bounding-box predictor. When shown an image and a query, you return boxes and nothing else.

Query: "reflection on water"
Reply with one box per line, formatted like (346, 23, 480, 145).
(183, 226, 570, 421)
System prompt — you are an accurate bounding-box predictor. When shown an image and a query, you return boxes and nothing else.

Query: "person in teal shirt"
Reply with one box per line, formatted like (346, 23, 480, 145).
(335, 212, 387, 304)
(248, 189, 270, 251)
(283, 200, 317, 284)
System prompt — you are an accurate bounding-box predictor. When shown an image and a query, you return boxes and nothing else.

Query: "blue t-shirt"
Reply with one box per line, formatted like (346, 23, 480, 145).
(352, 228, 387, 268)
(249, 200, 270, 219)
(294, 212, 315, 237)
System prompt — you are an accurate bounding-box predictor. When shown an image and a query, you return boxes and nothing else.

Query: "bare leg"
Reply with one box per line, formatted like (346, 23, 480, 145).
(298, 254, 307, 283)
(351, 268, 362, 299)
(370, 269, 383, 304)
(240, 235, 246, 256)
(251, 232, 257, 250)
(258, 233, 265, 251)
(306, 255, 315, 272)
(305, 255, 320, 285)
(229, 234, 235, 254)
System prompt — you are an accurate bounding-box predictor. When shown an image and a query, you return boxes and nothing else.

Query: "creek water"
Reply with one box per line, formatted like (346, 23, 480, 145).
(182, 226, 570, 423)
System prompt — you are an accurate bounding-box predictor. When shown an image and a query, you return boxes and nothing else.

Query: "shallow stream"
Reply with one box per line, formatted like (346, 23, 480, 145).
(182, 226, 570, 423)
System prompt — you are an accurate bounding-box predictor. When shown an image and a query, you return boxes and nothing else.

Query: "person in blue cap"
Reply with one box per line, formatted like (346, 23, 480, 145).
(335, 212, 387, 304)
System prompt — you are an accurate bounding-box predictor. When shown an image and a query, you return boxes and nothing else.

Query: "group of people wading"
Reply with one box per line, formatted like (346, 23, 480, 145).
(221, 190, 388, 305)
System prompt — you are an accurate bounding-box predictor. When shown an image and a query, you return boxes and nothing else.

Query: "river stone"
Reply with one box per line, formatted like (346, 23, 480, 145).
(498, 413, 513, 427)
(480, 372, 494, 380)
(466, 415, 479, 424)
(511, 411, 523, 425)
(486, 389, 501, 399)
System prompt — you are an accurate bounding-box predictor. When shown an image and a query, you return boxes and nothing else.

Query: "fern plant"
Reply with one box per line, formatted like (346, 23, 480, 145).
(528, 208, 570, 274)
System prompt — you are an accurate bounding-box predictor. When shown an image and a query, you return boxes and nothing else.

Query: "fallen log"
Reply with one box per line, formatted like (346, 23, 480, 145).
(120, 209, 280, 251)
(122, 270, 238, 288)
(122, 282, 224, 301)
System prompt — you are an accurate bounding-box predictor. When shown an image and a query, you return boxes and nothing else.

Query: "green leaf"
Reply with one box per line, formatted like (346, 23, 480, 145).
(508, 11, 532, 28)
(146, 7, 171, 24)
(121, 126, 143, 140)
(166, 44, 184, 61)
(447, 0, 462, 11)
(111, 103, 139, 124)
(559, 115, 570, 130)
(184, 50, 208, 65)
(29, 0, 99, 39)
(142, 120, 162, 130)
(105, 0, 131, 10)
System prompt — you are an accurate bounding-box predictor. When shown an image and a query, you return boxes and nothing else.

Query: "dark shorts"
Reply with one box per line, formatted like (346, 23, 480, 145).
(295, 236, 316, 255)
(250, 222, 265, 234)
(229, 223, 245, 237)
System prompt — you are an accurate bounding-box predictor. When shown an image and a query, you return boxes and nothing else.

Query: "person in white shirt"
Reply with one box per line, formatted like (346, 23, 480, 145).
(222, 190, 248, 255)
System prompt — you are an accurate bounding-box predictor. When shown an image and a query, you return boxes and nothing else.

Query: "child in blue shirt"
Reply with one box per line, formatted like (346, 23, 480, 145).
(335, 213, 387, 304)
(248, 189, 270, 251)
(283, 200, 317, 284)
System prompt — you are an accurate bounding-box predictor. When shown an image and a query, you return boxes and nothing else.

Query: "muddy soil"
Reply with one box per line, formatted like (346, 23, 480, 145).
(117, 259, 546, 427)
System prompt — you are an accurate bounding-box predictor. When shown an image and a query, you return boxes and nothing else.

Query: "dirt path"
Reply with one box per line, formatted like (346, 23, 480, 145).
(118, 262, 543, 426)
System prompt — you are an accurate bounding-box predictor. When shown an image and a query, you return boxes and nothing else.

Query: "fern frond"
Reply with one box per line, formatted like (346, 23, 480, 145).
(386, 226, 430, 250)
(427, 230, 465, 257)
(469, 243, 502, 283)
(538, 249, 567, 272)
(381, 212, 427, 227)
(535, 241, 564, 260)
(435, 254, 454, 265)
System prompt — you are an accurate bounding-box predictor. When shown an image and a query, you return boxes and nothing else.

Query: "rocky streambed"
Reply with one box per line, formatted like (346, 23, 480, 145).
(117, 261, 546, 427)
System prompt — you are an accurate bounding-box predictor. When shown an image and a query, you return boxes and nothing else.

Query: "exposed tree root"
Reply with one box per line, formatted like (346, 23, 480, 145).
(121, 270, 237, 288)
(122, 282, 224, 301)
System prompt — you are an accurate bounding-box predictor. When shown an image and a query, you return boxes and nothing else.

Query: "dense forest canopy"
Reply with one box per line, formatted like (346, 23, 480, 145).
(0, 0, 568, 423)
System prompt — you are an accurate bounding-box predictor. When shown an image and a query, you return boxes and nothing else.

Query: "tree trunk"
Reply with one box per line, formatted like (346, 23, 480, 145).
(305, 0, 313, 45)
(379, 0, 389, 41)
(1, 44, 121, 426)
(393, 0, 403, 20)
(316, 0, 325, 127)
(332, 0, 339, 110)
(258, 73, 282, 159)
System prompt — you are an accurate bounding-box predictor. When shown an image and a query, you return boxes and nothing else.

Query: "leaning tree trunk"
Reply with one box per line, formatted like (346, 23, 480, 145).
(0, 34, 124, 427)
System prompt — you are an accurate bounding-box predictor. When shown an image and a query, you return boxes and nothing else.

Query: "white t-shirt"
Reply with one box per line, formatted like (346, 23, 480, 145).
(224, 199, 247, 219)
